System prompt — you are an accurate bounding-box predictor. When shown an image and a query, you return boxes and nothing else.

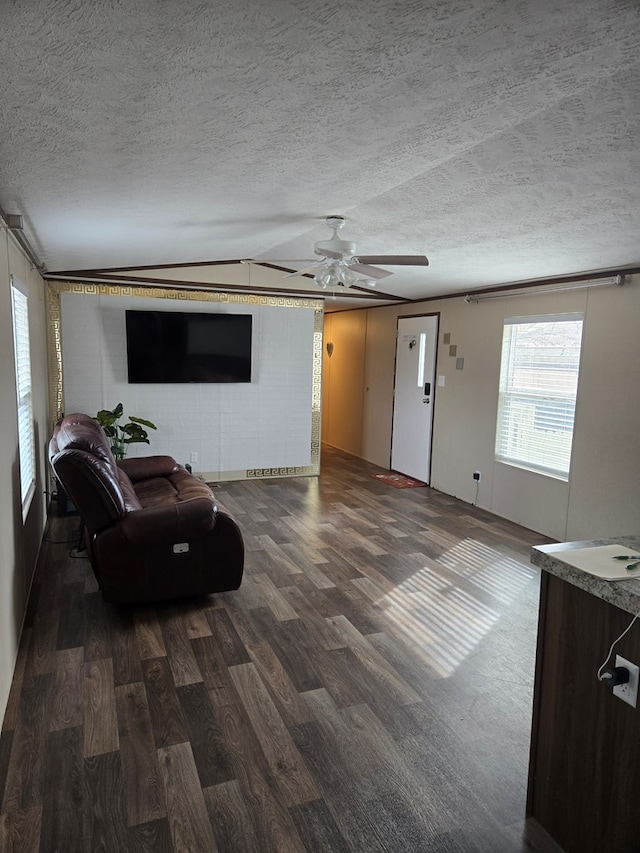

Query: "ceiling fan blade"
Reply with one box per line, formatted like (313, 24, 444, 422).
(357, 254, 429, 267)
(348, 263, 393, 280)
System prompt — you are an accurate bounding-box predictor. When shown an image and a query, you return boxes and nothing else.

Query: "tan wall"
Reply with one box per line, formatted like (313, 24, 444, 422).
(323, 277, 640, 541)
(0, 230, 49, 724)
(322, 311, 367, 457)
(566, 283, 640, 536)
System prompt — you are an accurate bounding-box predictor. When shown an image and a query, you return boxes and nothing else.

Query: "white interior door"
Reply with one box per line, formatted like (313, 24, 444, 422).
(391, 315, 438, 483)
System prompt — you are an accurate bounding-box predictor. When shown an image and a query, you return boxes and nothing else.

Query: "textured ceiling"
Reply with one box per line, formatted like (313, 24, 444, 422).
(0, 0, 639, 308)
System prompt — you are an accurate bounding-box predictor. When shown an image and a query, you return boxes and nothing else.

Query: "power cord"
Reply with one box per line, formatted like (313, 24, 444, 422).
(69, 547, 88, 559)
(43, 520, 87, 557)
(597, 612, 639, 682)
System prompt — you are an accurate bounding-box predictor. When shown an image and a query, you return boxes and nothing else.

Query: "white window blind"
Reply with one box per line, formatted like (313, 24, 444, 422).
(495, 313, 584, 480)
(11, 277, 36, 515)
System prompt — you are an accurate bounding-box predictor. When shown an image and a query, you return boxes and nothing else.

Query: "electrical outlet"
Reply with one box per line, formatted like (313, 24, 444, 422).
(190, 451, 198, 464)
(613, 655, 639, 707)
(473, 471, 481, 482)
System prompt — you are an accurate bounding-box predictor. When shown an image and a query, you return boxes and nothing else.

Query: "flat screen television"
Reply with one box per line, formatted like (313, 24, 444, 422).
(125, 310, 252, 383)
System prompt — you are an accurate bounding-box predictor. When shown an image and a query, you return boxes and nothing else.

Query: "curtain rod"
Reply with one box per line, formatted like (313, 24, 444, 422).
(464, 274, 624, 303)
(0, 208, 45, 272)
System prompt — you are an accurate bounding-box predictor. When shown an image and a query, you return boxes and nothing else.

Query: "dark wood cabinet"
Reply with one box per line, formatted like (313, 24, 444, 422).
(528, 571, 640, 852)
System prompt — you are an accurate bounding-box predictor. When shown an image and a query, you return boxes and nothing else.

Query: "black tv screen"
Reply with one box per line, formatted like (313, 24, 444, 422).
(125, 310, 252, 383)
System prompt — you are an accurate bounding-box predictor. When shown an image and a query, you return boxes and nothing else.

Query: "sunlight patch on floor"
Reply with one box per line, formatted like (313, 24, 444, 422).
(380, 538, 537, 677)
(437, 538, 537, 604)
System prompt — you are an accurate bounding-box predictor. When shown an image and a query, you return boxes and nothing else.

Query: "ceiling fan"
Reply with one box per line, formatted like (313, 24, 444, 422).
(254, 216, 429, 289)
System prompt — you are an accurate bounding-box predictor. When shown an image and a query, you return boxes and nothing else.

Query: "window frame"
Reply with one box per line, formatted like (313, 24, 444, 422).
(495, 312, 584, 481)
(11, 275, 36, 519)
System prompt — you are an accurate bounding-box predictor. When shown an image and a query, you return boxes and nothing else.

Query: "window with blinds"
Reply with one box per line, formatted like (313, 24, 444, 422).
(495, 313, 584, 480)
(11, 277, 36, 516)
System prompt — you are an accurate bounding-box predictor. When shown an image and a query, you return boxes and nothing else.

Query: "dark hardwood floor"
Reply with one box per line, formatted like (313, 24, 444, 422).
(0, 445, 564, 852)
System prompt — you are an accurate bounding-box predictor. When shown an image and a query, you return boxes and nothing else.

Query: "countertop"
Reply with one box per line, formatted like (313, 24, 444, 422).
(531, 536, 640, 616)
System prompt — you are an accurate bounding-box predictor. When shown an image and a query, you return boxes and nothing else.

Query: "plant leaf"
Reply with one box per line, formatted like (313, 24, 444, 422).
(129, 416, 157, 430)
(122, 423, 147, 438)
(96, 409, 118, 427)
(94, 403, 156, 458)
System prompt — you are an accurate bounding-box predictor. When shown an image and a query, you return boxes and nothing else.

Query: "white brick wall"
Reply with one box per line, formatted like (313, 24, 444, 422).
(60, 292, 316, 476)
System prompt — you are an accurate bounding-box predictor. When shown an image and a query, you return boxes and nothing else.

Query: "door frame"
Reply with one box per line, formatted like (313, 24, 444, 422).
(390, 311, 440, 483)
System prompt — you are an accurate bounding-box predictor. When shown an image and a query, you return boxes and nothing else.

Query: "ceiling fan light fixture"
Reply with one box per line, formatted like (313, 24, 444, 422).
(340, 266, 359, 288)
(315, 263, 342, 289)
(314, 261, 360, 290)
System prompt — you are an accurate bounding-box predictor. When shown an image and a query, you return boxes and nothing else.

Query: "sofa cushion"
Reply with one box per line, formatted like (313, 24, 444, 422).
(132, 469, 217, 508)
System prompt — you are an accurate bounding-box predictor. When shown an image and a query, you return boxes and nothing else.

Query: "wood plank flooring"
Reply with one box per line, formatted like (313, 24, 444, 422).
(0, 445, 565, 852)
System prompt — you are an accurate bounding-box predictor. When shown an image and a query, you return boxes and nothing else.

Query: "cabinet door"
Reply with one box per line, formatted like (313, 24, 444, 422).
(528, 573, 640, 853)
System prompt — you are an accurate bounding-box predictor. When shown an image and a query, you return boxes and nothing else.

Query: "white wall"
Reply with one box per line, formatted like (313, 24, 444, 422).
(0, 229, 49, 725)
(323, 276, 640, 542)
(59, 290, 318, 477)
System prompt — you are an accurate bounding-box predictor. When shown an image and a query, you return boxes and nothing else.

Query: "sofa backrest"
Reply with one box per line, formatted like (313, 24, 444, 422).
(49, 413, 141, 534)
(49, 412, 115, 463)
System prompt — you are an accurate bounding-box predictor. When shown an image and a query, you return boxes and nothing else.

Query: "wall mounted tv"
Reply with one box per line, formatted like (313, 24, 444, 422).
(125, 310, 252, 383)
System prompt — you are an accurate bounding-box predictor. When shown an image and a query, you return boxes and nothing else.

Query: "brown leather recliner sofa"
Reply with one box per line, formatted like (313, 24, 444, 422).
(49, 412, 244, 603)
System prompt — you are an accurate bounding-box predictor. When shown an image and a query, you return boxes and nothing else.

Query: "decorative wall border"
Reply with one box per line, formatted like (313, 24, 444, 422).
(46, 283, 64, 429)
(45, 281, 323, 479)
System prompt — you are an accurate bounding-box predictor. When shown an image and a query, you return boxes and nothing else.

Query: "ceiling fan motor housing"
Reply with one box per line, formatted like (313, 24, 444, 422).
(314, 238, 356, 259)
(315, 215, 356, 259)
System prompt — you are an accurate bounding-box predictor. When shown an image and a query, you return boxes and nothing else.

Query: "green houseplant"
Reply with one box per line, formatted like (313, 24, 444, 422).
(95, 403, 157, 460)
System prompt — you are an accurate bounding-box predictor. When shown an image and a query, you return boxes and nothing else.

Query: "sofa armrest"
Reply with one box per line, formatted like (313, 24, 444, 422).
(118, 455, 182, 483)
(118, 497, 218, 545)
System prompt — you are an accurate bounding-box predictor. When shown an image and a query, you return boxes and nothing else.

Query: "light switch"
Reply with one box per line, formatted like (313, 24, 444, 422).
(438, 375, 446, 387)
